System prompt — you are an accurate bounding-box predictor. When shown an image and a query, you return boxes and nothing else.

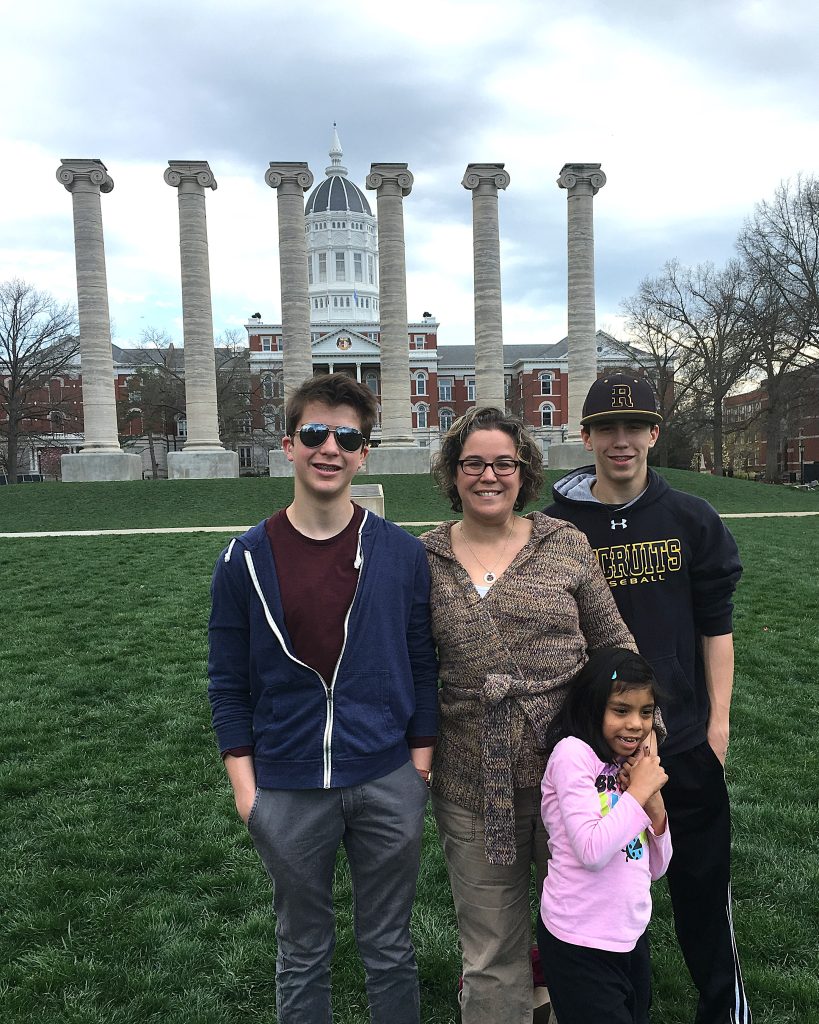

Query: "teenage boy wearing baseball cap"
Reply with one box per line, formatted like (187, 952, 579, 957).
(545, 374, 752, 1024)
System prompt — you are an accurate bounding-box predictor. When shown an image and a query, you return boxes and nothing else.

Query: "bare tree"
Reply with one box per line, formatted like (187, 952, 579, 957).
(214, 327, 252, 448)
(0, 279, 78, 482)
(739, 175, 819, 328)
(629, 260, 755, 475)
(618, 295, 704, 467)
(737, 178, 819, 479)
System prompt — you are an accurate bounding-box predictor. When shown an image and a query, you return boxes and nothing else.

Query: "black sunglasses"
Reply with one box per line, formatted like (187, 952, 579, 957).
(295, 423, 367, 452)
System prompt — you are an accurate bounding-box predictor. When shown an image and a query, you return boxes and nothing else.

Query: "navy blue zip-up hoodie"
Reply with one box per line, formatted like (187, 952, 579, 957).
(207, 511, 439, 789)
(546, 467, 742, 756)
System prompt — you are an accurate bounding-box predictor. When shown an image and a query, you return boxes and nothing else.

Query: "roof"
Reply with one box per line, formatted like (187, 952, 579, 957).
(305, 173, 371, 215)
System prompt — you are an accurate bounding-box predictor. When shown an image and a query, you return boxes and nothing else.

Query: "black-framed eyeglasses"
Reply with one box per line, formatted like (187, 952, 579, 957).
(457, 458, 520, 477)
(295, 423, 367, 452)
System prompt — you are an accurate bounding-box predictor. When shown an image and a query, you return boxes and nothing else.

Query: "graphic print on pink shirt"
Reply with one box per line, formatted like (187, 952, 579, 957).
(595, 767, 647, 862)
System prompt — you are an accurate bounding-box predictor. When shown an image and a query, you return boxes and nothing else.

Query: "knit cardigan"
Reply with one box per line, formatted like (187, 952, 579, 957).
(422, 512, 637, 856)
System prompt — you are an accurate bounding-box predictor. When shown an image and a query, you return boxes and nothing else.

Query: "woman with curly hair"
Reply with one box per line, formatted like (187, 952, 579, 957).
(422, 406, 636, 1024)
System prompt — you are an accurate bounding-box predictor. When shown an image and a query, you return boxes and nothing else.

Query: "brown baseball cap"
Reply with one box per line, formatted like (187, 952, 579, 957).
(581, 373, 663, 426)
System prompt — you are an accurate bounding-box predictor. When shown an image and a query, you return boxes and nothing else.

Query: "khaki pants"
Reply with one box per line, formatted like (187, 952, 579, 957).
(432, 788, 549, 1024)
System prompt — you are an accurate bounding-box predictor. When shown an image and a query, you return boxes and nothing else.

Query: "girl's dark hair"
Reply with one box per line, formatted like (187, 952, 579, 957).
(542, 648, 661, 763)
(432, 406, 544, 512)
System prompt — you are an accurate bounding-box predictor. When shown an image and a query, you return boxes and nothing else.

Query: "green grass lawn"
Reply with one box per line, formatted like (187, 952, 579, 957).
(1, 480, 818, 1023)
(1, 466, 817, 532)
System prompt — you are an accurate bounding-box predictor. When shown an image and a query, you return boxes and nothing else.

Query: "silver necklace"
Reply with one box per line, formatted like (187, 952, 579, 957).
(458, 520, 515, 584)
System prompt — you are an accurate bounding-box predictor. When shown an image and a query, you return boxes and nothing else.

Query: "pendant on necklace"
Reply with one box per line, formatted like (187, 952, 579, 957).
(483, 572, 496, 583)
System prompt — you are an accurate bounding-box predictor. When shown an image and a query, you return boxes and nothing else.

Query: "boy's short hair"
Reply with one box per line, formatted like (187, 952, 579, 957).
(433, 406, 544, 512)
(581, 373, 663, 428)
(285, 373, 378, 440)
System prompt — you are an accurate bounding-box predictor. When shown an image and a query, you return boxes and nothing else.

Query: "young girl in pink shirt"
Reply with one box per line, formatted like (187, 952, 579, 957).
(537, 648, 672, 1024)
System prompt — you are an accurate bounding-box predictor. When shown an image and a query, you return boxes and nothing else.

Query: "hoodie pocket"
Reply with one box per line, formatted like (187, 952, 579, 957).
(648, 653, 695, 711)
(332, 671, 410, 757)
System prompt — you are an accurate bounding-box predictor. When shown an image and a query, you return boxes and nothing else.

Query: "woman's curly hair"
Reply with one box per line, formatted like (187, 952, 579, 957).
(432, 406, 544, 512)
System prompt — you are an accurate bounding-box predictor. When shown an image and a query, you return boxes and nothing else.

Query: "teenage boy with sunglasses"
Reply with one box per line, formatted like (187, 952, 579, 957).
(208, 373, 438, 1024)
(545, 374, 751, 1024)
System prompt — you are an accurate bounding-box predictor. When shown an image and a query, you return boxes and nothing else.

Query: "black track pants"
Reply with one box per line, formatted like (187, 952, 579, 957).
(662, 742, 752, 1024)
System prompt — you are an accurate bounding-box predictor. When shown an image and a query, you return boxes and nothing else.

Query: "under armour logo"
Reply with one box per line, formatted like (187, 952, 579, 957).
(611, 519, 628, 530)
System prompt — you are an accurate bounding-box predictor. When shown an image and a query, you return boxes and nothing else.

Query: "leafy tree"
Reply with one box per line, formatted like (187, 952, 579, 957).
(0, 279, 78, 482)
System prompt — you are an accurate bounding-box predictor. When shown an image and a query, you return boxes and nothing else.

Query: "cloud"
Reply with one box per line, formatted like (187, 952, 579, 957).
(3, 0, 819, 349)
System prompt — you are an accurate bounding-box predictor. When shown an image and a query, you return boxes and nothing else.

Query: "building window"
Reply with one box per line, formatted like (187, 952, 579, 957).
(438, 379, 453, 402)
(354, 253, 363, 282)
(262, 374, 273, 400)
(414, 403, 429, 430)
(413, 335, 425, 349)
(262, 337, 272, 352)
(365, 372, 379, 394)
(176, 416, 187, 438)
(466, 379, 476, 402)
(439, 408, 454, 432)
(319, 253, 327, 282)
(335, 252, 346, 281)
(540, 403, 555, 427)
(239, 415, 251, 435)
(239, 445, 253, 468)
(367, 255, 375, 284)
(539, 372, 553, 396)
(504, 376, 512, 399)
(414, 372, 427, 396)
(307, 257, 313, 285)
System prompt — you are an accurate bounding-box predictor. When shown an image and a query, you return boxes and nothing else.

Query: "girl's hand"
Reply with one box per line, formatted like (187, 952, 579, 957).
(627, 750, 668, 807)
(618, 730, 658, 791)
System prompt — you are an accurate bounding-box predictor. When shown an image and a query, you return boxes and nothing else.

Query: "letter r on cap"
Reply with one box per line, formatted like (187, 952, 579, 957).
(611, 385, 634, 409)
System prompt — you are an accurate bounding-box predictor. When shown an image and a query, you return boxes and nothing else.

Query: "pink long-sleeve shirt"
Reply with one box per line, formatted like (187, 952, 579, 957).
(539, 736, 672, 953)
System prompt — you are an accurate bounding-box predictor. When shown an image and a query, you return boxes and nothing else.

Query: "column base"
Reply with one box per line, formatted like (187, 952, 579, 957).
(167, 450, 239, 480)
(546, 442, 593, 470)
(365, 447, 431, 475)
(351, 484, 385, 517)
(61, 451, 143, 482)
(268, 451, 294, 478)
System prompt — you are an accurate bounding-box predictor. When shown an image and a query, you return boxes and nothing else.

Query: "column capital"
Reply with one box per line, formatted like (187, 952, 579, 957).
(462, 163, 510, 192)
(56, 158, 114, 193)
(264, 162, 314, 191)
(557, 163, 606, 196)
(164, 160, 217, 190)
(366, 163, 413, 196)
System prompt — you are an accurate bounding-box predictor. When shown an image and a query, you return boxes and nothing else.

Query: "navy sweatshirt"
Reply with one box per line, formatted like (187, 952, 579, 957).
(207, 512, 439, 789)
(546, 468, 742, 756)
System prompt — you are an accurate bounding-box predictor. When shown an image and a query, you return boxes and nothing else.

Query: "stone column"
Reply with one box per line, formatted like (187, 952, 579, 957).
(462, 164, 510, 411)
(364, 165, 428, 473)
(550, 163, 607, 468)
(56, 159, 141, 482)
(164, 161, 237, 479)
(264, 163, 314, 398)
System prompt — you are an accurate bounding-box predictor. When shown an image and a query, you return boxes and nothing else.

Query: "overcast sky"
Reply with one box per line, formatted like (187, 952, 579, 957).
(3, 0, 819, 348)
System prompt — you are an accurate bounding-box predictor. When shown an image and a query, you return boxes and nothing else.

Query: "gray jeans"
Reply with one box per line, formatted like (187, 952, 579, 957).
(248, 760, 429, 1024)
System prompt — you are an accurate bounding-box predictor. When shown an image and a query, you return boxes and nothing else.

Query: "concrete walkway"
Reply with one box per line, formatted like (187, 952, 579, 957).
(1, 509, 818, 539)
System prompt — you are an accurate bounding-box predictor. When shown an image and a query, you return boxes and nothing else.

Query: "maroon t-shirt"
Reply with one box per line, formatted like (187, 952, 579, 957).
(265, 504, 364, 684)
